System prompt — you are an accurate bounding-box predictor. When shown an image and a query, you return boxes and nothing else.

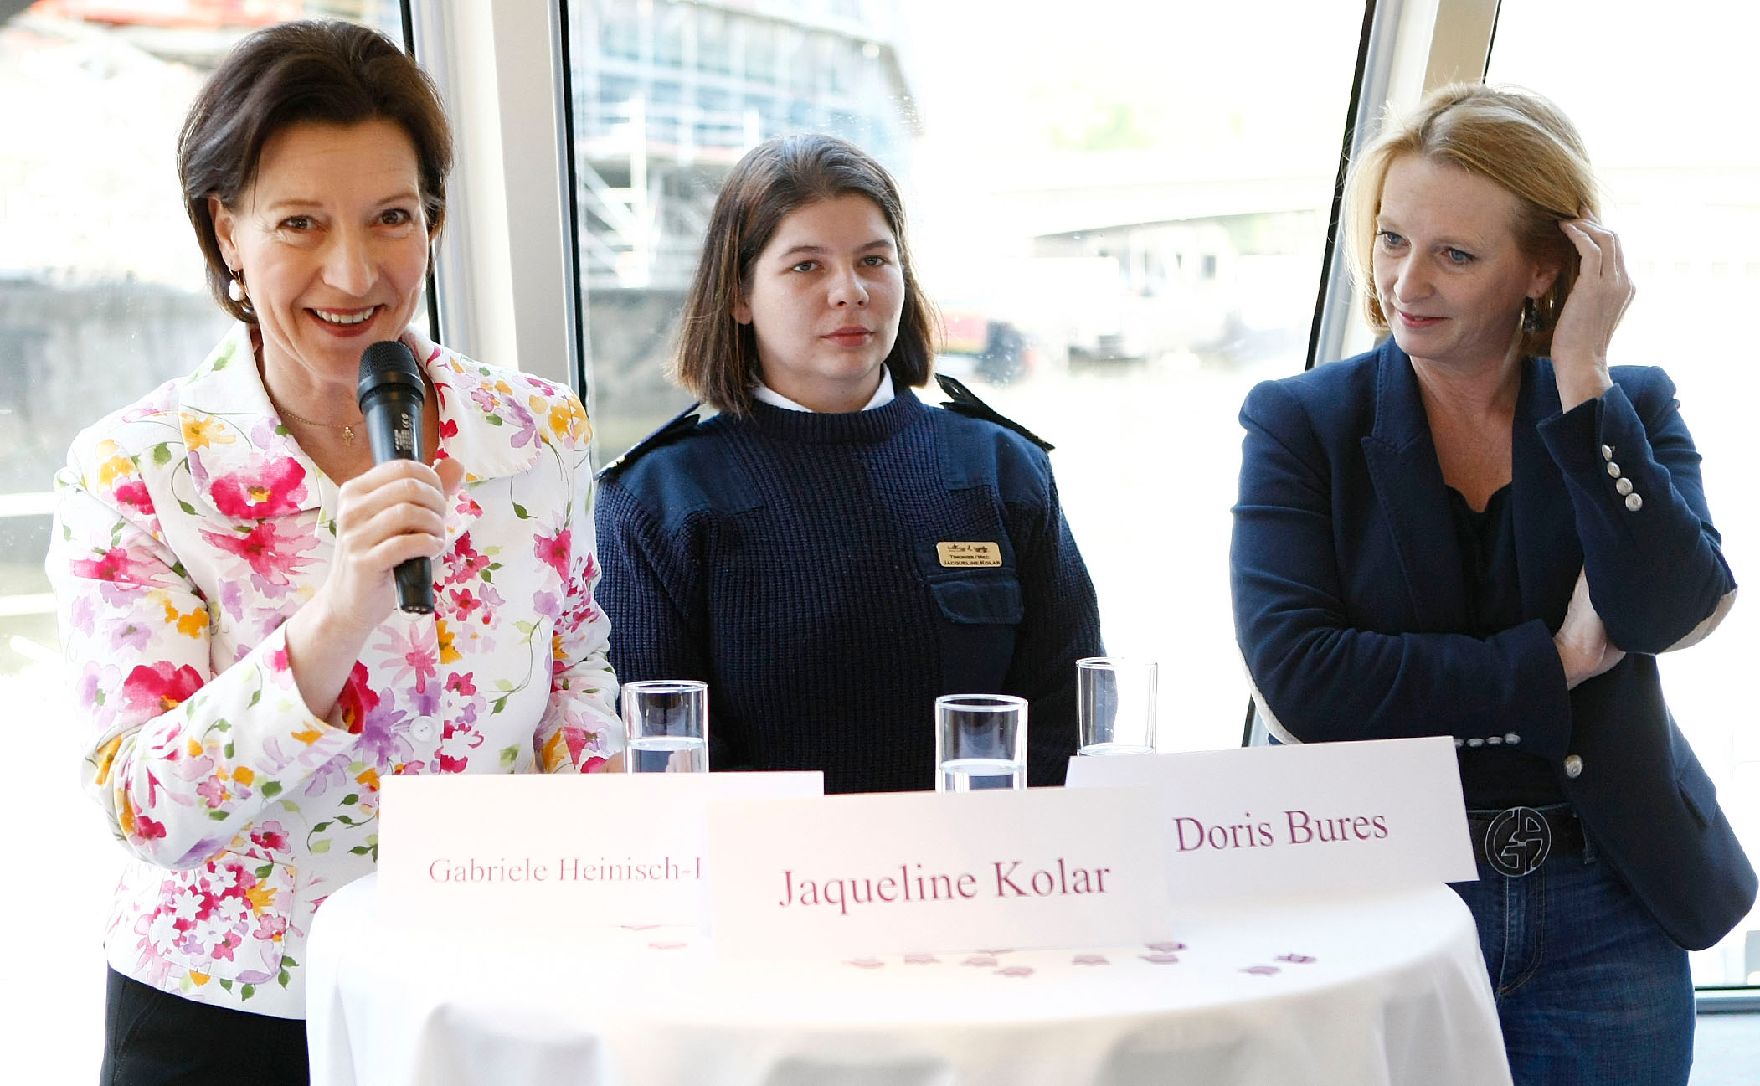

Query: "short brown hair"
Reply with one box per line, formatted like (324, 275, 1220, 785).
(1343, 83, 1598, 358)
(674, 135, 938, 414)
(178, 20, 454, 323)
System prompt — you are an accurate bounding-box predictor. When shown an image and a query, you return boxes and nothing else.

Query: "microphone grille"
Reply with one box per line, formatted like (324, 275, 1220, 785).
(357, 340, 423, 406)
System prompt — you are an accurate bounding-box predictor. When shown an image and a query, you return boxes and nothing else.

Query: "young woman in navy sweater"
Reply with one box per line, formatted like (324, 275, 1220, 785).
(595, 134, 1102, 794)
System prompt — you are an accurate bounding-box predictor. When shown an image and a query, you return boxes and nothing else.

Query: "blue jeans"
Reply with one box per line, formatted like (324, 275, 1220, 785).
(1450, 834, 1693, 1085)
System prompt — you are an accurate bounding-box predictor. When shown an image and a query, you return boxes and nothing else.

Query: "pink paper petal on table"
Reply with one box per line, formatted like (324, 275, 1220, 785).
(1241, 965, 1281, 976)
(962, 955, 999, 967)
(1275, 953, 1317, 964)
(1072, 954, 1110, 966)
(647, 940, 687, 951)
(994, 966, 1035, 978)
(619, 923, 661, 931)
(845, 958, 886, 970)
(976, 948, 1015, 955)
(1144, 941, 1186, 953)
(903, 953, 939, 965)
(1138, 953, 1181, 964)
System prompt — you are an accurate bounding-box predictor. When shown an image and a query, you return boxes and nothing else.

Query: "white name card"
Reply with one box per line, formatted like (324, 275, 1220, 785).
(1065, 737, 1475, 905)
(706, 787, 1173, 959)
(379, 771, 823, 929)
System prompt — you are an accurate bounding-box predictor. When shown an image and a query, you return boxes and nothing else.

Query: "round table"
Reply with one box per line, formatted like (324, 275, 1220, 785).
(307, 874, 1511, 1086)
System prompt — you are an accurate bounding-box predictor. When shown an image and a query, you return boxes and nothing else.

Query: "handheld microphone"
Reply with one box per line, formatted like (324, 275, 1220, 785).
(356, 340, 434, 614)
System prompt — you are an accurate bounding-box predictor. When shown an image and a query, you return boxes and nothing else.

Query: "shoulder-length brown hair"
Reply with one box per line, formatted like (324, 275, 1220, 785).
(178, 20, 454, 324)
(674, 134, 938, 415)
(1342, 83, 1598, 359)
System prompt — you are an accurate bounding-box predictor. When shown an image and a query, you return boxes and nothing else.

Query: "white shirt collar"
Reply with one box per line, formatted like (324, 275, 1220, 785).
(754, 368, 895, 413)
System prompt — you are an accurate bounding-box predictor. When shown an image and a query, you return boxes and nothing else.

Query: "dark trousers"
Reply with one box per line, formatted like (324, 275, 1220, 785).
(102, 968, 309, 1086)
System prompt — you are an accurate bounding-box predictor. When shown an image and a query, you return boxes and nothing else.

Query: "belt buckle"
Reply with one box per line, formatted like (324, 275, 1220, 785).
(1483, 806, 1552, 878)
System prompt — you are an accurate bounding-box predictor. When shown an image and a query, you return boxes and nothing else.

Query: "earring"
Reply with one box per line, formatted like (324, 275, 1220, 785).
(227, 268, 248, 306)
(1521, 296, 1542, 334)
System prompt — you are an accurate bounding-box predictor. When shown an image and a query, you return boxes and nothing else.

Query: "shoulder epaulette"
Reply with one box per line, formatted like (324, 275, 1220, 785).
(596, 402, 704, 480)
(933, 374, 1054, 452)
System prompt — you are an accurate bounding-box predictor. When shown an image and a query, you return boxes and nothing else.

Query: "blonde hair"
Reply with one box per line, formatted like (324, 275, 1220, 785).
(1342, 83, 1598, 358)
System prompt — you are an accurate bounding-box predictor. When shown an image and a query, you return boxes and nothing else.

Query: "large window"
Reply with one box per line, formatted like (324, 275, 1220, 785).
(1488, 0, 1760, 992)
(567, 0, 1365, 752)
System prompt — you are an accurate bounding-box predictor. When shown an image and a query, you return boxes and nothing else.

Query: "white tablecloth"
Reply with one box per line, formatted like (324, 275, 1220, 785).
(307, 874, 1510, 1086)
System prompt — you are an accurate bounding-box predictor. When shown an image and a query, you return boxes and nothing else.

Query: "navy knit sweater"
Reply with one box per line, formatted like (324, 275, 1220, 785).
(594, 388, 1102, 794)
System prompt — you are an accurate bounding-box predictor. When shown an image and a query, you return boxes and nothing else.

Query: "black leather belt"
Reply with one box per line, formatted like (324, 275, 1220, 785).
(1466, 805, 1584, 878)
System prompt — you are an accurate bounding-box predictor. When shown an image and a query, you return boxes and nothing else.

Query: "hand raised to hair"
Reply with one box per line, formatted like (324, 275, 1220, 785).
(1551, 216, 1635, 412)
(1554, 568, 1625, 690)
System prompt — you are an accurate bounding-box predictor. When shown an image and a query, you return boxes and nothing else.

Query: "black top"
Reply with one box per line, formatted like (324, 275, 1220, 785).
(1446, 482, 1565, 809)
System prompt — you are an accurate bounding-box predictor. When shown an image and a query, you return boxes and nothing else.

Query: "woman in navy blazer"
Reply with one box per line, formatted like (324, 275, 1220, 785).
(1231, 84, 1751, 1085)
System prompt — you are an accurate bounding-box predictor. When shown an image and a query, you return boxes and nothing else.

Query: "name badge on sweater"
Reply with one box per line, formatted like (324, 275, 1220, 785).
(936, 541, 1002, 567)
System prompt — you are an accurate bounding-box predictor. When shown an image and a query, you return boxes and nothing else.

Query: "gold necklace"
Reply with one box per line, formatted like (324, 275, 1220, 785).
(269, 393, 359, 444)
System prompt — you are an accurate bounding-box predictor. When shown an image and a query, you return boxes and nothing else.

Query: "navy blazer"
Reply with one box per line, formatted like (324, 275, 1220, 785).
(1231, 337, 1752, 950)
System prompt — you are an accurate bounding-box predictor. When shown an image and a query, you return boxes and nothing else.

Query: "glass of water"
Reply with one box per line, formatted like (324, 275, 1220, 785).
(622, 680, 709, 773)
(1076, 657, 1158, 756)
(935, 694, 1027, 792)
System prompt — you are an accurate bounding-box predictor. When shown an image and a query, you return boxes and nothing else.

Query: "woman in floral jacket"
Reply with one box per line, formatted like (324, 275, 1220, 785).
(47, 22, 621, 1083)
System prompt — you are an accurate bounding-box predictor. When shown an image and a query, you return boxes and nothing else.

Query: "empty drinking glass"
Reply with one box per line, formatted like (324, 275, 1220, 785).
(1076, 657, 1158, 756)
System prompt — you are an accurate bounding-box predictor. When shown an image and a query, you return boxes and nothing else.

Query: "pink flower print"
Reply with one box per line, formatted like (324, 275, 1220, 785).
(533, 528, 571, 581)
(134, 813, 167, 842)
(212, 931, 242, 962)
(70, 546, 151, 584)
(121, 662, 205, 716)
(469, 385, 498, 413)
(77, 665, 102, 709)
(194, 775, 231, 808)
(250, 823, 290, 853)
(110, 622, 152, 652)
(374, 624, 439, 694)
(113, 479, 156, 515)
(208, 458, 308, 519)
(334, 663, 380, 735)
(452, 488, 482, 521)
(530, 589, 561, 622)
(254, 913, 288, 941)
(200, 520, 314, 588)
(446, 532, 491, 585)
(445, 672, 477, 697)
(437, 753, 468, 774)
(447, 586, 481, 620)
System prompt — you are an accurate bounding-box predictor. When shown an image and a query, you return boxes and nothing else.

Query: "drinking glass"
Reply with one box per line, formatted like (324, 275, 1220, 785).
(622, 680, 709, 773)
(1076, 657, 1158, 756)
(935, 694, 1027, 792)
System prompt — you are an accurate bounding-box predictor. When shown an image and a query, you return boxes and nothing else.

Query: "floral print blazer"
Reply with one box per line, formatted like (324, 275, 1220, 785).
(48, 325, 623, 1018)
